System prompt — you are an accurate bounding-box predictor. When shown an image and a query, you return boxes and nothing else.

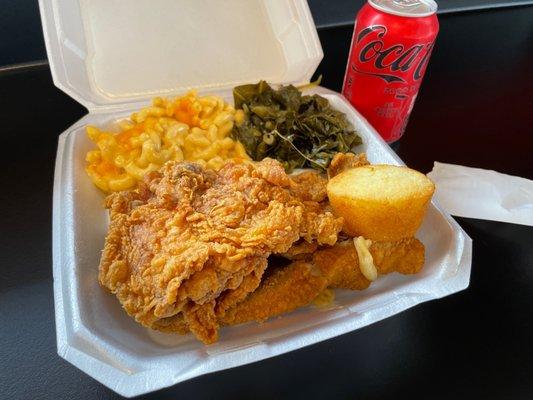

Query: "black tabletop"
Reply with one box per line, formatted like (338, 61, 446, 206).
(1, 5, 532, 400)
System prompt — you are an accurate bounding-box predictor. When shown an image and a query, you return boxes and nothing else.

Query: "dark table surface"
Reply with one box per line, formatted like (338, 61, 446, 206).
(1, 5, 532, 400)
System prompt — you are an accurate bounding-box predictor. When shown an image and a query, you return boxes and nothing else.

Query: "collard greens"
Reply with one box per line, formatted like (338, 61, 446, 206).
(232, 81, 362, 172)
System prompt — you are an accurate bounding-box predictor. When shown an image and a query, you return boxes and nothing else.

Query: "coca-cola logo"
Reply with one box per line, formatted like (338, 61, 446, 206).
(353, 25, 434, 83)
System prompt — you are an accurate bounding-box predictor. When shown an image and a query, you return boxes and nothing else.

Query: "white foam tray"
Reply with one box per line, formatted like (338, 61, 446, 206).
(40, 0, 322, 112)
(53, 86, 472, 397)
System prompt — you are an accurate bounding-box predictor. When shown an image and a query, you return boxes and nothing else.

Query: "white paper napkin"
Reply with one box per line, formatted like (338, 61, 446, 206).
(427, 162, 533, 227)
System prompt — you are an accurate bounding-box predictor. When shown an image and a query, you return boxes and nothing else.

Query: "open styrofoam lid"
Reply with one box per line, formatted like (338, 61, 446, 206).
(39, 0, 323, 112)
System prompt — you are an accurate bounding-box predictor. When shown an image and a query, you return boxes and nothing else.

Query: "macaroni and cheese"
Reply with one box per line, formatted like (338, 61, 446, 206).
(85, 91, 249, 192)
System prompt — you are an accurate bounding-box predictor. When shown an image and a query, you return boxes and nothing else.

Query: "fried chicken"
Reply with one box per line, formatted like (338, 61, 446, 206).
(98, 159, 343, 343)
(328, 152, 369, 178)
(220, 238, 425, 326)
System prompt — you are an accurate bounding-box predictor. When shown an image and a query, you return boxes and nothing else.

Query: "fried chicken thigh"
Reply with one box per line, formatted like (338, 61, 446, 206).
(98, 159, 343, 343)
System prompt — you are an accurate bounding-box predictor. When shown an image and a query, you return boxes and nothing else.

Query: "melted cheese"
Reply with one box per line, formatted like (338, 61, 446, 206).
(354, 236, 377, 281)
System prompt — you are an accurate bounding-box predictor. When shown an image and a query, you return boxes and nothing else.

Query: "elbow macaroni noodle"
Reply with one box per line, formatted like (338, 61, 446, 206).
(85, 91, 249, 192)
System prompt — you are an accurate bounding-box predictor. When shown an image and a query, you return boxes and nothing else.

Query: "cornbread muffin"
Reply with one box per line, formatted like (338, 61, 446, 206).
(327, 165, 435, 241)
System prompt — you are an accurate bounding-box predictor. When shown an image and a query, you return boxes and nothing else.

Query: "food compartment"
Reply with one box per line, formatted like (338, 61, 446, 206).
(53, 88, 471, 396)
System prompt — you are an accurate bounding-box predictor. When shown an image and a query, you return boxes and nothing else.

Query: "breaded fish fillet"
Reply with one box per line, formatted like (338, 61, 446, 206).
(220, 238, 424, 326)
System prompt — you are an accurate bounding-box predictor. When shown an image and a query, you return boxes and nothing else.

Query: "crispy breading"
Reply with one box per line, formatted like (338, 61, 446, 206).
(279, 240, 319, 260)
(289, 170, 328, 202)
(313, 240, 371, 291)
(183, 302, 218, 344)
(328, 152, 369, 178)
(220, 238, 425, 326)
(98, 159, 343, 344)
(369, 238, 425, 275)
(220, 261, 328, 325)
(215, 264, 266, 318)
(319, 238, 425, 289)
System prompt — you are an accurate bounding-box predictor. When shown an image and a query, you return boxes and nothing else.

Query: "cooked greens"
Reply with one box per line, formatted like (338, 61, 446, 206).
(231, 81, 362, 172)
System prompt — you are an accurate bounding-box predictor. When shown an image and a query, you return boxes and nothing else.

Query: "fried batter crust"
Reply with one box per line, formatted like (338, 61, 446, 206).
(328, 152, 369, 178)
(99, 159, 342, 343)
(220, 238, 425, 326)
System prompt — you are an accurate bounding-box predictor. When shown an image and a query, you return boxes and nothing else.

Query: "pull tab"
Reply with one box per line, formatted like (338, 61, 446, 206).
(392, 0, 422, 7)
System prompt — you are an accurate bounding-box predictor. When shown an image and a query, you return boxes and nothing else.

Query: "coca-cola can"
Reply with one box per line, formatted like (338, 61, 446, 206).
(342, 0, 439, 143)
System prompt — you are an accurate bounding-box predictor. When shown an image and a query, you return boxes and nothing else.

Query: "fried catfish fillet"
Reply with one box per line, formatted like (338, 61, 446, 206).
(98, 159, 342, 343)
(220, 238, 424, 326)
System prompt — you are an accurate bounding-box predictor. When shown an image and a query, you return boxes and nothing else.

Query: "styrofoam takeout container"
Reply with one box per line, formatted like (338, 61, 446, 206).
(42, 0, 472, 397)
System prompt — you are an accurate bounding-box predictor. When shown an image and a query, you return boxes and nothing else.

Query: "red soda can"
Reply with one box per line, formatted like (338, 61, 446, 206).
(342, 0, 439, 143)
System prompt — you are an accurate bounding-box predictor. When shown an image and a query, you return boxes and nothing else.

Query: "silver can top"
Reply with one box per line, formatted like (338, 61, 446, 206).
(369, 0, 438, 17)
